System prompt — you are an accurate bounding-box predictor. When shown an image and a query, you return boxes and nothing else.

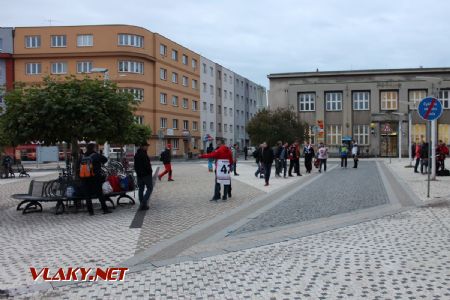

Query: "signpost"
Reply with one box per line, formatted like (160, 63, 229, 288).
(417, 97, 443, 198)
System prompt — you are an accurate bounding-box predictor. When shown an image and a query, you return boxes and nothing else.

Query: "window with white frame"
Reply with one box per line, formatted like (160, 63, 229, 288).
(203, 102, 207, 110)
(183, 120, 189, 130)
(77, 35, 93, 47)
(229, 108, 232, 116)
(182, 98, 188, 109)
(202, 63, 207, 74)
(172, 138, 179, 149)
(210, 122, 214, 131)
(326, 125, 342, 145)
(182, 54, 188, 65)
(352, 91, 370, 110)
(51, 62, 67, 74)
(160, 44, 167, 56)
(192, 79, 197, 90)
(160, 117, 167, 128)
(210, 104, 214, 113)
(160, 68, 167, 80)
(172, 119, 178, 129)
(172, 96, 178, 106)
(353, 125, 369, 145)
(380, 91, 398, 110)
(224, 123, 227, 132)
(172, 72, 178, 83)
(192, 58, 197, 69)
(224, 90, 227, 99)
(76, 61, 92, 73)
(160, 93, 167, 104)
(224, 74, 227, 82)
(193, 121, 198, 131)
(119, 88, 144, 101)
(182, 76, 188, 87)
(224, 107, 227, 116)
(408, 90, 427, 110)
(25, 36, 40, 48)
(202, 82, 207, 92)
(25, 63, 41, 75)
(171, 49, 178, 61)
(203, 121, 206, 130)
(134, 115, 144, 125)
(192, 100, 198, 111)
(51, 35, 66, 47)
(298, 93, 315, 111)
(308, 126, 316, 145)
(118, 61, 144, 74)
(439, 89, 450, 109)
(325, 92, 343, 111)
(118, 34, 143, 47)
(210, 85, 214, 95)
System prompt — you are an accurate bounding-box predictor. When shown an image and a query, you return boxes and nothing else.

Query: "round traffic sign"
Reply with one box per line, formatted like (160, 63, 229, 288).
(417, 97, 443, 121)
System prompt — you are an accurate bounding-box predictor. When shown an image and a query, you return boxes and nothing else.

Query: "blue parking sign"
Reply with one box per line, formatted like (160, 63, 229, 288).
(417, 97, 443, 121)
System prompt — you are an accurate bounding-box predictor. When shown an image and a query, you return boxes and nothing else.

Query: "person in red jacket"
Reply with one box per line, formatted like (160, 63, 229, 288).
(436, 140, 449, 171)
(199, 138, 233, 201)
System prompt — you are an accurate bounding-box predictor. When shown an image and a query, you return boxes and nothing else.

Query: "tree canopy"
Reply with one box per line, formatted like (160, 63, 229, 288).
(246, 108, 308, 146)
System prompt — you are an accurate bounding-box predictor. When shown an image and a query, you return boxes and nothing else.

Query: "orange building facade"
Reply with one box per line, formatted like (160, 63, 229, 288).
(13, 25, 201, 157)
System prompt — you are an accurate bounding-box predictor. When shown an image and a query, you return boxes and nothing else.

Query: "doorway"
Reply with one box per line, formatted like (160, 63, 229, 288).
(380, 134, 398, 157)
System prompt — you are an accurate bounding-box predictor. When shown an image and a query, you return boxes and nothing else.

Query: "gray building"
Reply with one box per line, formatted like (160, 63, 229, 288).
(234, 74, 246, 147)
(268, 68, 450, 156)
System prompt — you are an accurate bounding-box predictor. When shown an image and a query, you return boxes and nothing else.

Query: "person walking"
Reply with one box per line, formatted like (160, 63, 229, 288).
(436, 140, 449, 171)
(317, 143, 328, 173)
(80, 143, 111, 215)
(243, 145, 248, 160)
(280, 142, 289, 178)
(254, 144, 264, 178)
(260, 142, 274, 186)
(414, 142, 421, 173)
(303, 142, 315, 173)
(420, 141, 429, 174)
(1, 154, 12, 178)
(207, 143, 214, 172)
(199, 139, 233, 201)
(339, 142, 349, 168)
(158, 144, 174, 181)
(288, 142, 302, 176)
(134, 142, 154, 211)
(351, 141, 359, 168)
(231, 144, 239, 176)
(274, 141, 283, 177)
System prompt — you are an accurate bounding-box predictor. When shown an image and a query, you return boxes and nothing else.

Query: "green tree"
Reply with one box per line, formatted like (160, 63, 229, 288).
(246, 107, 308, 146)
(0, 76, 150, 174)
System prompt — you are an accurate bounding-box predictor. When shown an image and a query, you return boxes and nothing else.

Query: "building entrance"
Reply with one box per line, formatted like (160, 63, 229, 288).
(380, 134, 398, 157)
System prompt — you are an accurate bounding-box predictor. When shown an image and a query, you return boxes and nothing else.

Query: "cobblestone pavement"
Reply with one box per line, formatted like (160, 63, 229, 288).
(233, 161, 388, 235)
(22, 204, 450, 299)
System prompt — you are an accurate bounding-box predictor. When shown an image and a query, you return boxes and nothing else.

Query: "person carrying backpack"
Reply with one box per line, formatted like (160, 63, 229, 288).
(80, 143, 110, 215)
(158, 144, 174, 181)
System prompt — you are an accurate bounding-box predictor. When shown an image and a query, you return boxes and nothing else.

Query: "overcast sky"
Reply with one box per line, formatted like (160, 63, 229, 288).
(2, 0, 450, 88)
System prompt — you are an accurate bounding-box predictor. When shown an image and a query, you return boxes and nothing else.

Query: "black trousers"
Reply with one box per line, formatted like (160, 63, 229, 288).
(319, 159, 327, 172)
(289, 159, 300, 175)
(353, 155, 358, 168)
(280, 159, 287, 177)
(304, 157, 312, 173)
(341, 157, 347, 168)
(414, 158, 420, 172)
(263, 163, 272, 184)
(82, 177, 109, 214)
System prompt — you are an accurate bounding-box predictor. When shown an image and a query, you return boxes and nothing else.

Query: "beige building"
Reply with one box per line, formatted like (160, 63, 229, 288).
(13, 25, 201, 157)
(268, 68, 450, 156)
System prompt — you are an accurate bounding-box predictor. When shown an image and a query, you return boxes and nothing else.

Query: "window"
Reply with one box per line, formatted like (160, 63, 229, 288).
(76, 61, 92, 73)
(160, 93, 167, 104)
(298, 93, 316, 111)
(160, 44, 167, 56)
(182, 54, 188, 65)
(353, 91, 370, 110)
(182, 98, 188, 109)
(77, 34, 93, 47)
(25, 63, 41, 75)
(192, 79, 197, 90)
(210, 104, 214, 113)
(203, 102, 207, 110)
(192, 100, 198, 111)
(409, 90, 427, 110)
(172, 72, 178, 83)
(160, 68, 167, 80)
(210, 85, 214, 95)
(229, 75, 232, 82)
(203, 121, 206, 130)
(25, 36, 41, 48)
(51, 35, 66, 47)
(172, 139, 179, 149)
(210, 122, 214, 131)
(119, 88, 144, 101)
(353, 125, 369, 145)
(202, 63, 207, 73)
(171, 49, 178, 61)
(182, 76, 188, 87)
(230, 125, 233, 133)
(325, 92, 343, 111)
(193, 121, 198, 131)
(203, 83, 207, 92)
(192, 58, 197, 69)
(224, 123, 227, 132)
(210, 66, 213, 76)
(224, 90, 227, 99)
(172, 119, 178, 129)
(326, 125, 342, 145)
(438, 124, 450, 144)
(118, 34, 143, 47)
(51, 62, 67, 74)
(134, 116, 144, 125)
(224, 74, 227, 82)
(229, 108, 232, 116)
(229, 91, 232, 99)
(160, 118, 167, 128)
(172, 96, 178, 106)
(308, 126, 316, 145)
(439, 89, 450, 109)
(118, 61, 144, 74)
(380, 91, 398, 110)
(218, 123, 222, 132)
(412, 124, 426, 143)
(183, 120, 189, 130)
(224, 107, 227, 116)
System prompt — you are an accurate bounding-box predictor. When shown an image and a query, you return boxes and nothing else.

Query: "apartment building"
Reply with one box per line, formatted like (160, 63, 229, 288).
(12, 25, 201, 157)
(200, 57, 216, 148)
(220, 66, 234, 146)
(0, 27, 14, 114)
(268, 68, 450, 156)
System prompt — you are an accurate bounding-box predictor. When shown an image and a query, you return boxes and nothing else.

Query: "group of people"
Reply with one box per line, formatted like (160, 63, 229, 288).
(413, 140, 449, 174)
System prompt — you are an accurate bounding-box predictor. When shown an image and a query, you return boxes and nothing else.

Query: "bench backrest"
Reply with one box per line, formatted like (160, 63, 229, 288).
(28, 180, 47, 197)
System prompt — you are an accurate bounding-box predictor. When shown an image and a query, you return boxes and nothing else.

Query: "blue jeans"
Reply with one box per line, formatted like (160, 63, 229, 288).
(137, 175, 153, 208)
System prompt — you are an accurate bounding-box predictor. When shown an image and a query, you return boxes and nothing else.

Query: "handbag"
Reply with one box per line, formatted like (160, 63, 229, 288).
(102, 181, 113, 194)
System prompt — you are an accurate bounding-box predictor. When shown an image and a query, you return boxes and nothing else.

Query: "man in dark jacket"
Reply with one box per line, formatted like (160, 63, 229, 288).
(81, 143, 110, 215)
(261, 142, 274, 186)
(134, 142, 153, 210)
(158, 144, 174, 181)
(274, 141, 283, 177)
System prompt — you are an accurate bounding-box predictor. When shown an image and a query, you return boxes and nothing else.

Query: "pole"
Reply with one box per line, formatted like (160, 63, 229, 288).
(431, 119, 437, 180)
(408, 111, 412, 166)
(398, 119, 402, 160)
(427, 121, 431, 198)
